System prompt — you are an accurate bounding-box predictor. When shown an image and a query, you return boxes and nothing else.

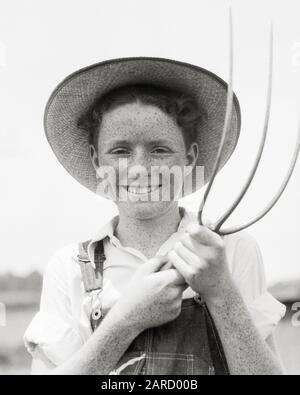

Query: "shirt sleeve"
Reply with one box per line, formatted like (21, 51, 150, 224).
(227, 232, 286, 340)
(23, 247, 84, 367)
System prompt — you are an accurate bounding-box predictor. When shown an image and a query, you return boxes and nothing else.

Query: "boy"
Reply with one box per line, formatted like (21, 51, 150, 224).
(24, 58, 285, 375)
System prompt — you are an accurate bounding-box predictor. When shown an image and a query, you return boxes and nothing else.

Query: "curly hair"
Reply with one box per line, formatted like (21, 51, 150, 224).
(77, 84, 207, 151)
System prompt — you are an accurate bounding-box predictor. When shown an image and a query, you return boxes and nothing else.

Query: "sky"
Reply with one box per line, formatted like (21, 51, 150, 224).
(0, 0, 299, 284)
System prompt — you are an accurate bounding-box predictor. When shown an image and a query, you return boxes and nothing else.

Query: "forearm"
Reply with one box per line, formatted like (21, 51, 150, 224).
(206, 283, 284, 376)
(48, 307, 141, 375)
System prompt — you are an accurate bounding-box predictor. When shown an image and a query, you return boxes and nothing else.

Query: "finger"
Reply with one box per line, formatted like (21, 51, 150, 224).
(174, 241, 200, 267)
(167, 250, 190, 279)
(141, 255, 168, 274)
(180, 234, 210, 257)
(160, 261, 173, 271)
(153, 268, 185, 285)
(185, 223, 222, 247)
(171, 284, 189, 296)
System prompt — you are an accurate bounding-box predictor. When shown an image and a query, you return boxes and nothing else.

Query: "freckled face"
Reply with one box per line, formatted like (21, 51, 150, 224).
(94, 102, 194, 219)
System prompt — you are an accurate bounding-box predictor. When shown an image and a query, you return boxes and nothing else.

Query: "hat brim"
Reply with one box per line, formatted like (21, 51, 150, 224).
(44, 57, 241, 196)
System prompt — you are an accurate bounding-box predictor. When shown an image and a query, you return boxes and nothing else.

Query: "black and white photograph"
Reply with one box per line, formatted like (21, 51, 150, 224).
(0, 0, 299, 378)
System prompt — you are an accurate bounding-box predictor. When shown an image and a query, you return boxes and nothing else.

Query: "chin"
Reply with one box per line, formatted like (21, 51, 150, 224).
(117, 200, 178, 220)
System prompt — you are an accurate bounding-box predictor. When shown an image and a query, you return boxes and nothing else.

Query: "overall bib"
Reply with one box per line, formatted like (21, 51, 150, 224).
(77, 238, 230, 375)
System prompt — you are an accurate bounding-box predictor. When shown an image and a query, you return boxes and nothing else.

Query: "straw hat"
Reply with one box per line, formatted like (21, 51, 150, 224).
(44, 57, 241, 196)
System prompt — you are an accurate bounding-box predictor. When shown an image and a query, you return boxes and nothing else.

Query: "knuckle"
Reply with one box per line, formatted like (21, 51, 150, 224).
(208, 249, 222, 263)
(182, 234, 192, 245)
(186, 269, 197, 283)
(194, 255, 201, 265)
(186, 223, 200, 234)
(206, 251, 216, 262)
(215, 238, 225, 251)
(174, 241, 184, 252)
(167, 250, 176, 262)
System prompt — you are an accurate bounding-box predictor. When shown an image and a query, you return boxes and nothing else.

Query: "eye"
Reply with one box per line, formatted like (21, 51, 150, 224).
(109, 147, 130, 155)
(151, 147, 171, 154)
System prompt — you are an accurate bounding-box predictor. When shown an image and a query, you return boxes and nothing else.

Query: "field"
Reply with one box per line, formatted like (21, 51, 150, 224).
(0, 304, 38, 374)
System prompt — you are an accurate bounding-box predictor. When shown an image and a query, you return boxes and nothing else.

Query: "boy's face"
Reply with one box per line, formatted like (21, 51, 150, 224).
(90, 102, 198, 219)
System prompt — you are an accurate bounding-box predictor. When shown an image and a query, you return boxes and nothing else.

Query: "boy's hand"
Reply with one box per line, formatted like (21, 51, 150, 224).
(167, 224, 233, 303)
(111, 256, 188, 333)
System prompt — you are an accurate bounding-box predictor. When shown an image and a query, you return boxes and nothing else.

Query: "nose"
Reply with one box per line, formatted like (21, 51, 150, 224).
(127, 148, 152, 183)
(130, 147, 150, 167)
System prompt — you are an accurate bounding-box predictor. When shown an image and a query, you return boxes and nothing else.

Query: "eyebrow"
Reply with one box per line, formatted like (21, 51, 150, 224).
(106, 138, 174, 147)
(105, 139, 131, 147)
(148, 139, 174, 146)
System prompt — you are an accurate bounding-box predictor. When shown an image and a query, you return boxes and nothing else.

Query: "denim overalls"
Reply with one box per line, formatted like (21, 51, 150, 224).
(77, 238, 230, 375)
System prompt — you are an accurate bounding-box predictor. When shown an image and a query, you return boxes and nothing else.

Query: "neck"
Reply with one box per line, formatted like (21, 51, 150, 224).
(115, 204, 183, 259)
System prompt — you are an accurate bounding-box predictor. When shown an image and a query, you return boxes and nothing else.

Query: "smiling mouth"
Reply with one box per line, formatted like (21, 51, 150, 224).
(124, 185, 162, 195)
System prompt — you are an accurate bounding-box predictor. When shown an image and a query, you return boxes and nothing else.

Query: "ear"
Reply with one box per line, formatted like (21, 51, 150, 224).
(184, 142, 198, 177)
(89, 144, 99, 171)
(186, 142, 198, 167)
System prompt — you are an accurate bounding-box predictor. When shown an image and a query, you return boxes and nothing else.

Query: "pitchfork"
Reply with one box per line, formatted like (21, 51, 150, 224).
(198, 11, 300, 236)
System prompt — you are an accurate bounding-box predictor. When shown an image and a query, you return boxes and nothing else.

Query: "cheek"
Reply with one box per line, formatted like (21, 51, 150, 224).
(97, 153, 116, 167)
(97, 156, 123, 180)
(94, 155, 120, 198)
(164, 154, 187, 182)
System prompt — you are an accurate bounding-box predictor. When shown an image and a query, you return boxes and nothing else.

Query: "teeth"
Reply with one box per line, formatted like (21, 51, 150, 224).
(127, 186, 160, 194)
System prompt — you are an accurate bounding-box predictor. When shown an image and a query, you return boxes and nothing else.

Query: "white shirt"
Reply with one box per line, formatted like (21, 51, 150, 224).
(23, 208, 286, 367)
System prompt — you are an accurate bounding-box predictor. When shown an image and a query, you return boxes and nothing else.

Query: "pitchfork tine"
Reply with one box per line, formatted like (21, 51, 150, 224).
(214, 25, 274, 232)
(219, 120, 300, 235)
(198, 9, 234, 225)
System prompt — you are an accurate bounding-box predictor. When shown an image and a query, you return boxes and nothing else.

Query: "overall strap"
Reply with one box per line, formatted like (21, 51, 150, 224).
(77, 239, 106, 292)
(77, 238, 107, 331)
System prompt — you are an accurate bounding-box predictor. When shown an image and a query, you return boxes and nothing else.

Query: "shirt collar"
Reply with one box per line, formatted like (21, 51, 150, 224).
(87, 206, 197, 266)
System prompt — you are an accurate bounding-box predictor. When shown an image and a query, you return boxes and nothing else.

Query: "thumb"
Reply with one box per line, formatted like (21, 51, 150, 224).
(186, 223, 219, 246)
(139, 255, 168, 275)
